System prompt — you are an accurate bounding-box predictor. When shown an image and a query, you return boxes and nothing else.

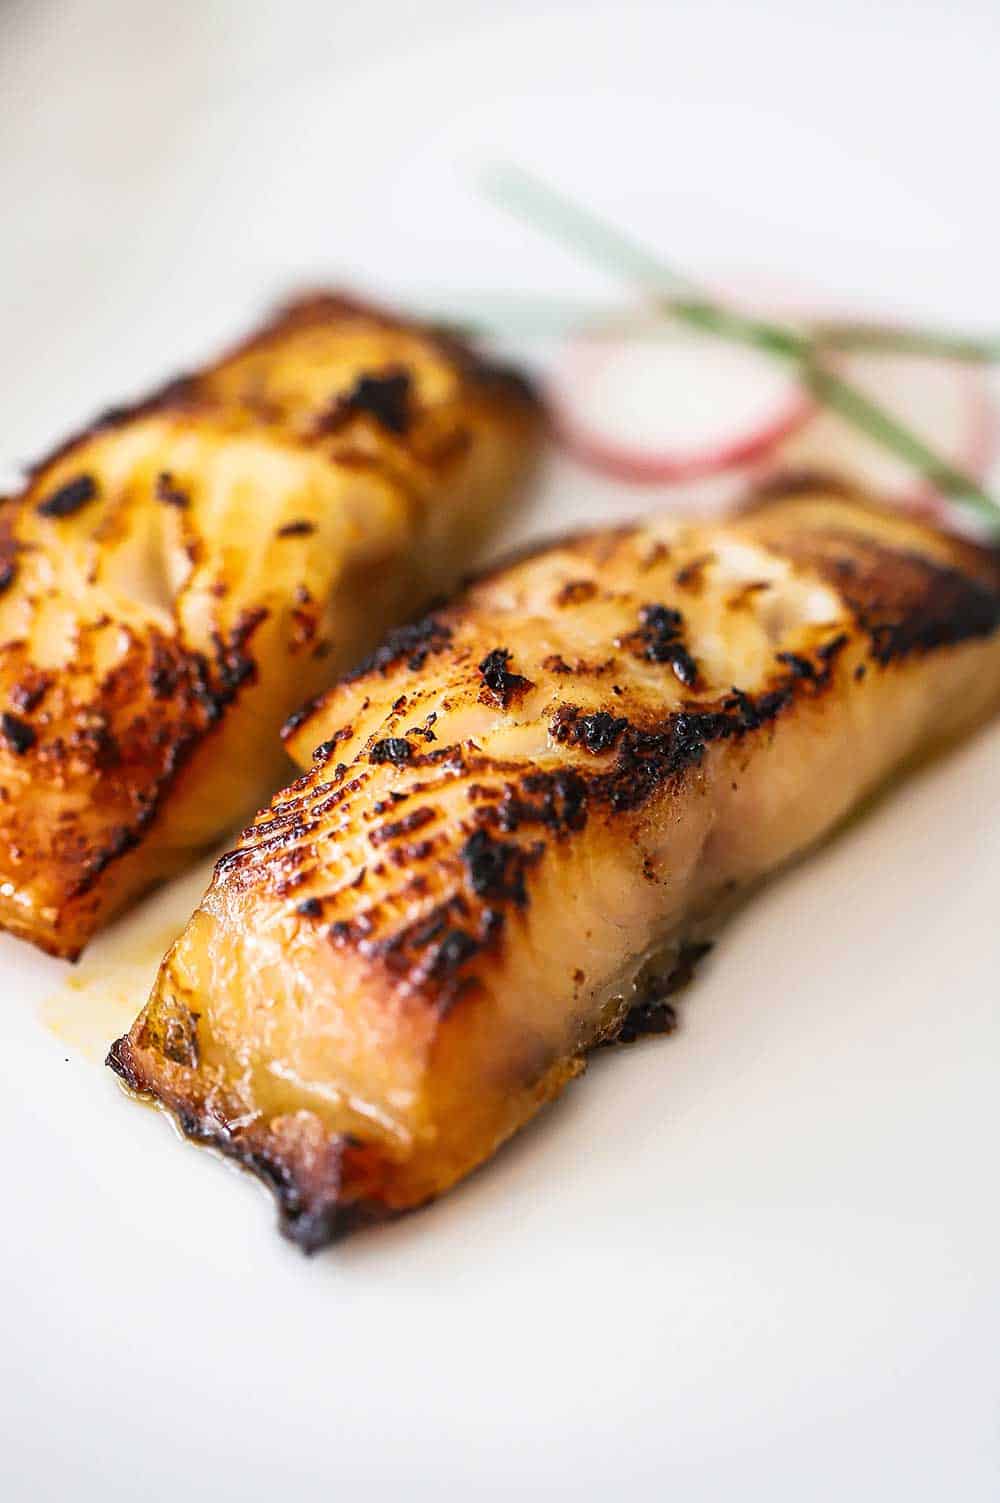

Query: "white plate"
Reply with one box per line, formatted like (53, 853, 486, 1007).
(1, 4, 998, 1500)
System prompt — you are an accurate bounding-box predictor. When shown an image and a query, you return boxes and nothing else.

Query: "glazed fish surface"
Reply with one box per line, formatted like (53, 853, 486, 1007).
(110, 481, 1000, 1248)
(0, 293, 541, 957)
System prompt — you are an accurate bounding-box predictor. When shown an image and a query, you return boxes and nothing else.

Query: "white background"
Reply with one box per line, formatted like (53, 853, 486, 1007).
(0, 2, 998, 1498)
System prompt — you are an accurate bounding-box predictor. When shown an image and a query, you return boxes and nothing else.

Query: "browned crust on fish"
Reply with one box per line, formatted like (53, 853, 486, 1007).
(107, 1032, 387, 1249)
(109, 484, 1000, 1246)
(0, 291, 542, 957)
(25, 290, 540, 483)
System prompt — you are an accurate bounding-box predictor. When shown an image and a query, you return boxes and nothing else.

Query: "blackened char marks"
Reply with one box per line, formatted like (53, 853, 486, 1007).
(781, 531, 1000, 665)
(281, 695, 323, 741)
(312, 722, 353, 763)
(68, 823, 146, 899)
(155, 471, 190, 509)
(360, 892, 505, 1008)
(624, 603, 701, 687)
(492, 769, 588, 836)
(430, 928, 480, 977)
(555, 578, 598, 607)
(406, 711, 438, 743)
(663, 939, 714, 996)
(722, 689, 789, 735)
(106, 1033, 374, 1253)
(478, 648, 534, 708)
(633, 603, 682, 658)
(239, 1138, 367, 1254)
(617, 997, 677, 1044)
(161, 1008, 201, 1069)
(36, 473, 97, 519)
(345, 614, 453, 682)
(542, 653, 573, 675)
(588, 630, 848, 815)
(860, 556, 1000, 663)
(551, 707, 628, 755)
(674, 555, 712, 593)
(24, 620, 261, 912)
(9, 672, 52, 713)
(370, 805, 435, 846)
(816, 633, 849, 667)
(370, 737, 412, 765)
(460, 828, 538, 907)
(318, 368, 413, 437)
(593, 718, 720, 814)
(1, 711, 36, 755)
(209, 606, 269, 699)
(612, 941, 714, 1045)
(775, 651, 818, 682)
(259, 290, 541, 413)
(148, 640, 181, 700)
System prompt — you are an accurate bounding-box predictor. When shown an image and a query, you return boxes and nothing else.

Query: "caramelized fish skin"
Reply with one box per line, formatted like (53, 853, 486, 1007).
(0, 292, 541, 957)
(110, 486, 1000, 1248)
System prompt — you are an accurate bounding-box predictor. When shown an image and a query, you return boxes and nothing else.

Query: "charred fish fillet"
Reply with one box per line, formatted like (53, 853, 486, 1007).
(110, 483, 1000, 1248)
(0, 293, 541, 957)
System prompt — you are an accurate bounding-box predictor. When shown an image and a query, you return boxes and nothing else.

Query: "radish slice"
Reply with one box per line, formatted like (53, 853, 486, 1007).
(759, 345, 998, 524)
(553, 320, 814, 484)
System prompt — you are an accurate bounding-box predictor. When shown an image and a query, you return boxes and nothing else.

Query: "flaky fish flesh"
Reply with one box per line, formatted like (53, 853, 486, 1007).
(0, 293, 541, 956)
(110, 480, 1000, 1246)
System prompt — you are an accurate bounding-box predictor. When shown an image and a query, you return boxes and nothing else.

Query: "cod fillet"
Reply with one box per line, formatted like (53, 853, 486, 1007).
(0, 293, 541, 956)
(110, 481, 1000, 1246)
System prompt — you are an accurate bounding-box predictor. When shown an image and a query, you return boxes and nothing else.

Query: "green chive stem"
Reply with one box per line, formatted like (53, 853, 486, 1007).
(482, 164, 1000, 535)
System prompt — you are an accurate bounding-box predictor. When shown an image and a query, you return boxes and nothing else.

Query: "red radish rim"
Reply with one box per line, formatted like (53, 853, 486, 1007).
(552, 295, 999, 517)
(551, 315, 816, 486)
